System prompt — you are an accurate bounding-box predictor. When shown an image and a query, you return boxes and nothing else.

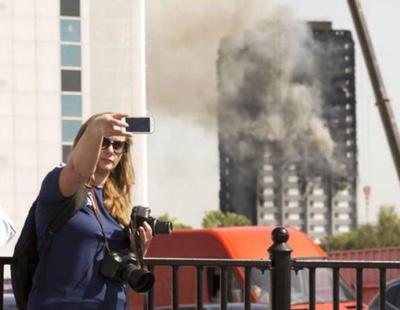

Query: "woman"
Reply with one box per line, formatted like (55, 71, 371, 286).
(27, 113, 152, 310)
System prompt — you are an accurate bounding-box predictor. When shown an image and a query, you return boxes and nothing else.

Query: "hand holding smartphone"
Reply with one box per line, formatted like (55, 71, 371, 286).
(125, 117, 154, 134)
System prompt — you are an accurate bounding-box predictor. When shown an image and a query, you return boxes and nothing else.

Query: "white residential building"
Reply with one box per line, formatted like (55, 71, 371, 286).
(0, 0, 146, 256)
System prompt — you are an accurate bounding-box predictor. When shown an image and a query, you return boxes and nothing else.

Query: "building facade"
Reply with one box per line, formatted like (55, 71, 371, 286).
(0, 0, 145, 256)
(218, 22, 357, 241)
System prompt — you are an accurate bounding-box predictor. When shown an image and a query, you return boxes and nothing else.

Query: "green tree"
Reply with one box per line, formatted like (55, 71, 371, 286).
(376, 207, 400, 246)
(320, 206, 400, 251)
(202, 210, 251, 228)
(156, 213, 192, 229)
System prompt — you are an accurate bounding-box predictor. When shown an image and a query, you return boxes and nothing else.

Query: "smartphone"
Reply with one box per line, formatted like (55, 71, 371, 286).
(125, 117, 154, 133)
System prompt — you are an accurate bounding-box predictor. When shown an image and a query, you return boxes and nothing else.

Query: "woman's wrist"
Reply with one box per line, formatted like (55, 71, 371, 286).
(86, 120, 105, 140)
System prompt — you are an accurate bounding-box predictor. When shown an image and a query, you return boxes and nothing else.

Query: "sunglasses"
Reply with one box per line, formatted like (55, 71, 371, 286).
(101, 137, 126, 154)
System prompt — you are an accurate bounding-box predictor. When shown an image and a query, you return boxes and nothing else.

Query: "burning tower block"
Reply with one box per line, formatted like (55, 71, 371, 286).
(217, 13, 356, 242)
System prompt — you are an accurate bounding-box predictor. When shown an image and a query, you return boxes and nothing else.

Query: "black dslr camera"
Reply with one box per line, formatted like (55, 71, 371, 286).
(100, 249, 154, 293)
(131, 206, 173, 235)
(100, 206, 172, 293)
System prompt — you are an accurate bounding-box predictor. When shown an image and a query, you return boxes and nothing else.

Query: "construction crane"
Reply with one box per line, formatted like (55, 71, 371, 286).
(347, 0, 400, 184)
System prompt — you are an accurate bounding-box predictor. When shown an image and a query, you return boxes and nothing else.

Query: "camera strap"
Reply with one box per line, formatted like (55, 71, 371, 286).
(88, 189, 110, 252)
(89, 189, 145, 268)
(134, 229, 145, 269)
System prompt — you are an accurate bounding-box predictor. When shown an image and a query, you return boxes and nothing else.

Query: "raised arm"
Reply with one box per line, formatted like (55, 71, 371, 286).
(59, 113, 131, 197)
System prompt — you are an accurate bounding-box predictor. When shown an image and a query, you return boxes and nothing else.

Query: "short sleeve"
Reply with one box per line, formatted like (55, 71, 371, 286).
(35, 165, 77, 244)
(38, 165, 70, 206)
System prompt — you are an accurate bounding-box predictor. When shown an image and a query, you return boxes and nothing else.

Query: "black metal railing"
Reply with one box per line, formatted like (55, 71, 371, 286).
(292, 259, 400, 310)
(1, 227, 400, 310)
(0, 256, 11, 309)
(142, 227, 400, 310)
(142, 258, 272, 310)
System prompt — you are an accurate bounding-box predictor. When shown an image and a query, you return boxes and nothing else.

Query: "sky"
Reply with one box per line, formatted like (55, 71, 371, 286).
(146, 0, 400, 227)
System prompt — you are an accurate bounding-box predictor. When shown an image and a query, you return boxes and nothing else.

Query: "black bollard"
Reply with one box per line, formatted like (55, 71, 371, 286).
(268, 227, 292, 310)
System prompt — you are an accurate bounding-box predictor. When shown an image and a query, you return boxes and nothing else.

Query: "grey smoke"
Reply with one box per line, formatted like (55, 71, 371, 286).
(146, 0, 275, 126)
(217, 8, 335, 172)
(146, 0, 275, 227)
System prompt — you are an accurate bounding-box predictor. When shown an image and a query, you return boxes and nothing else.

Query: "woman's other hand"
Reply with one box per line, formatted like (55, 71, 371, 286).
(130, 221, 153, 256)
(89, 113, 132, 139)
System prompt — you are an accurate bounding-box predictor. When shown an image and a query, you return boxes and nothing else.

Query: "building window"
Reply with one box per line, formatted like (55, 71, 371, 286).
(62, 145, 72, 163)
(313, 188, 324, 195)
(263, 200, 274, 207)
(263, 164, 273, 171)
(337, 213, 350, 220)
(263, 188, 274, 195)
(313, 202, 324, 208)
(313, 226, 326, 233)
(62, 95, 81, 117)
(263, 152, 271, 159)
(60, 19, 81, 42)
(62, 119, 82, 142)
(338, 201, 350, 208)
(288, 213, 300, 220)
(263, 176, 273, 183)
(60, 0, 80, 17)
(287, 201, 299, 208)
(61, 70, 81, 91)
(313, 214, 324, 220)
(346, 140, 354, 146)
(337, 225, 350, 233)
(288, 188, 299, 195)
(262, 213, 275, 220)
(60, 0, 82, 164)
(61, 45, 81, 67)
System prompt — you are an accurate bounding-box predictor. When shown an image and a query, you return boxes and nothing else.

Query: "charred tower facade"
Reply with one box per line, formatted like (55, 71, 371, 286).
(218, 21, 357, 241)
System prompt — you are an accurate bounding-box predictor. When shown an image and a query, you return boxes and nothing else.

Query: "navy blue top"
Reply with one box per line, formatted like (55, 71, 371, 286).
(27, 166, 130, 310)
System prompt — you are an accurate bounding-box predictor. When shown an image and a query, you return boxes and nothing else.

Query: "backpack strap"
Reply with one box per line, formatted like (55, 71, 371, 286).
(46, 186, 88, 237)
(38, 186, 88, 288)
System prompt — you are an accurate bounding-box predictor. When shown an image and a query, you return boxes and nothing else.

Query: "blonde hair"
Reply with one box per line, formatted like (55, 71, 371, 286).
(73, 113, 134, 227)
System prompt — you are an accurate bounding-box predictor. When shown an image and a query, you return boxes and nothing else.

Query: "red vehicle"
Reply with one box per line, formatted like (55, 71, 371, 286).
(130, 226, 364, 310)
(329, 247, 400, 304)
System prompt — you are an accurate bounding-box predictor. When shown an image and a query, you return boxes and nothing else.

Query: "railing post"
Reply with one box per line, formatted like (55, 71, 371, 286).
(268, 227, 292, 310)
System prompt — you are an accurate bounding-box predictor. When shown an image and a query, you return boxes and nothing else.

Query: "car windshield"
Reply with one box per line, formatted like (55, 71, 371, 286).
(369, 280, 400, 310)
(250, 268, 354, 305)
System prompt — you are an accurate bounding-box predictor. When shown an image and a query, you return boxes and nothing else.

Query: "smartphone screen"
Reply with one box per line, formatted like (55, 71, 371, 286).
(125, 117, 153, 133)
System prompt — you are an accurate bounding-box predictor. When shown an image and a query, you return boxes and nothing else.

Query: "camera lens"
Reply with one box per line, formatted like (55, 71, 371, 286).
(121, 264, 155, 293)
(153, 220, 173, 235)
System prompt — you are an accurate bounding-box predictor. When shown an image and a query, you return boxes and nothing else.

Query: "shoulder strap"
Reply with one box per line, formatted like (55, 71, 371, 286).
(38, 186, 88, 287)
